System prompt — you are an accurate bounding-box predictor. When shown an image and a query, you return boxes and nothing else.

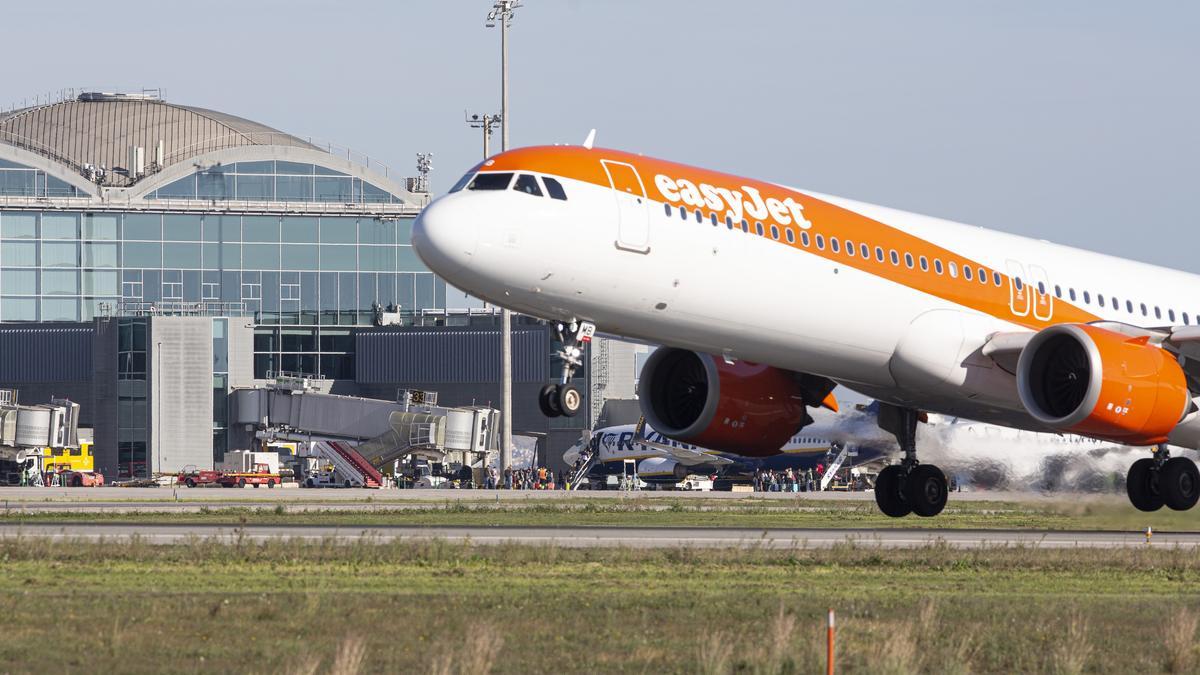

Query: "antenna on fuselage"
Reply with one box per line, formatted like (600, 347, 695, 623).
(582, 128, 597, 149)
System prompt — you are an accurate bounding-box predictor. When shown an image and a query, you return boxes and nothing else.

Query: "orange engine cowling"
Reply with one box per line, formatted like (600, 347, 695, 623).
(1016, 324, 1191, 445)
(637, 348, 809, 457)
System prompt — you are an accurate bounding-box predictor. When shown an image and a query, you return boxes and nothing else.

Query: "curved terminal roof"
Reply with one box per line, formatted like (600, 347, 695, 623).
(0, 93, 320, 187)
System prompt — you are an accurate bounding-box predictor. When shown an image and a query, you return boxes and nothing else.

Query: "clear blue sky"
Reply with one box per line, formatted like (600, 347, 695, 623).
(7, 1, 1199, 270)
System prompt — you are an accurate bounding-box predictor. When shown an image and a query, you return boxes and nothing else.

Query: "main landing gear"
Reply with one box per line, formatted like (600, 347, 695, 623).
(874, 404, 948, 518)
(1127, 444, 1200, 512)
(537, 320, 596, 418)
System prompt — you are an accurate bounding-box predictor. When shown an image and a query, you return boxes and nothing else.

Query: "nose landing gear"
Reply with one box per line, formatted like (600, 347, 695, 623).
(538, 320, 595, 418)
(873, 404, 948, 518)
(1128, 444, 1199, 512)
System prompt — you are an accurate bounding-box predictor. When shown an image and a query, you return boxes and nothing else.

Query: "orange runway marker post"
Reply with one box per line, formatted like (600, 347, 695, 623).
(826, 608, 836, 675)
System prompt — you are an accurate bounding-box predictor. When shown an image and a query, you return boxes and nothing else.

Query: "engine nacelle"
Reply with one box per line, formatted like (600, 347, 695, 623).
(637, 457, 688, 483)
(637, 348, 809, 456)
(1016, 323, 1190, 445)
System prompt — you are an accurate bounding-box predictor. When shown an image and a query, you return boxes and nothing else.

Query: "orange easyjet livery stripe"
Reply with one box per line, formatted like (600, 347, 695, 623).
(483, 146, 1101, 331)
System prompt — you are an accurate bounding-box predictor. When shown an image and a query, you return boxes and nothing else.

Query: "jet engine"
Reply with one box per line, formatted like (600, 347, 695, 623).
(636, 457, 689, 483)
(1016, 323, 1191, 445)
(637, 348, 818, 456)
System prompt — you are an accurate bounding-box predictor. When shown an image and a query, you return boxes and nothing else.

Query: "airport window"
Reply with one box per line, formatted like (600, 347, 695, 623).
(934, 259, 943, 275)
(830, 238, 840, 253)
(860, 243, 869, 259)
(711, 213, 719, 227)
(664, 203, 672, 216)
(815, 235, 825, 250)
(695, 209, 703, 223)
(948, 261, 957, 278)
(875, 247, 884, 262)
(542, 176, 568, 200)
(467, 172, 513, 190)
(890, 250, 899, 265)
(964, 266, 973, 281)
(786, 229, 795, 243)
(1156, 306, 1162, 319)
(770, 225, 779, 240)
(1170, 309, 1177, 322)
(801, 231, 810, 246)
(755, 222, 764, 236)
(992, 271, 1002, 287)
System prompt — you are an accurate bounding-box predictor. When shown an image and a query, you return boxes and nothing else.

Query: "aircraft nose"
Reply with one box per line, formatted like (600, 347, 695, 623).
(412, 197, 478, 276)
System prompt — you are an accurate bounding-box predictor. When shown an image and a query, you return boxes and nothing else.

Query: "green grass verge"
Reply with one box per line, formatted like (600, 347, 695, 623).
(3, 496, 1199, 531)
(0, 539, 1198, 673)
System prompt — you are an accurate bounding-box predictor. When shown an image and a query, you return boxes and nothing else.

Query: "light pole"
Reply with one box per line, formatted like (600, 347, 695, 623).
(465, 111, 501, 160)
(487, 0, 521, 477)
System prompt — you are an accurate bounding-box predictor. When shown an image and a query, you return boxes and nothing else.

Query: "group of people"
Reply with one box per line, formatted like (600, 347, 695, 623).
(482, 466, 571, 490)
(754, 466, 824, 492)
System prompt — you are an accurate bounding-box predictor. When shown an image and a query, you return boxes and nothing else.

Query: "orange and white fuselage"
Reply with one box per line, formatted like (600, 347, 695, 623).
(413, 145, 1200, 449)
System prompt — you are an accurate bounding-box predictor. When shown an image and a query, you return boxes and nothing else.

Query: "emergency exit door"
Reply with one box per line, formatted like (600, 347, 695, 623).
(602, 159, 650, 253)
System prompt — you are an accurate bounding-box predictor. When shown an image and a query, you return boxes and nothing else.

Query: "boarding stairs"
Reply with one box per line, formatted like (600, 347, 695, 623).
(567, 451, 599, 491)
(314, 441, 383, 488)
(819, 443, 855, 491)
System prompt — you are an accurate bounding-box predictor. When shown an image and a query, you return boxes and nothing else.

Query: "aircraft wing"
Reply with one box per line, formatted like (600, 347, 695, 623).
(630, 437, 736, 466)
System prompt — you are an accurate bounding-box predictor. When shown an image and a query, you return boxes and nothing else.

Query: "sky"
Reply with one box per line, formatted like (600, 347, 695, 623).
(6, 1, 1200, 271)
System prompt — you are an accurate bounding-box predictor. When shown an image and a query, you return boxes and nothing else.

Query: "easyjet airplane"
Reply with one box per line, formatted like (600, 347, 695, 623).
(413, 139, 1200, 517)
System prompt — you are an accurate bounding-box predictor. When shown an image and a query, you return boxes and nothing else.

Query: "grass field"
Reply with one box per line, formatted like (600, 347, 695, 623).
(4, 495, 1200, 531)
(1, 538, 1199, 674)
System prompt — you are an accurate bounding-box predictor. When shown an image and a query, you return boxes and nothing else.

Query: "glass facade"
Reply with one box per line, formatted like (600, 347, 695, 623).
(0, 158, 85, 198)
(145, 162, 405, 204)
(0, 210, 441, 325)
(117, 318, 148, 478)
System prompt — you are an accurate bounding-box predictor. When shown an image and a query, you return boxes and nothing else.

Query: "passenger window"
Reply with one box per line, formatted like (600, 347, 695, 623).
(919, 256, 928, 271)
(710, 213, 718, 227)
(679, 206, 687, 220)
(1037, 282, 1045, 295)
(543, 176, 568, 200)
(695, 209, 703, 223)
(756, 222, 764, 236)
(513, 174, 543, 196)
(801, 231, 810, 247)
(875, 247, 884, 262)
(964, 266, 973, 281)
(1015, 277, 1023, 291)
(934, 260, 943, 275)
(664, 203, 672, 216)
(1185, 313, 1191, 325)
(1156, 306, 1162, 319)
(979, 268, 987, 284)
(725, 216, 734, 229)
(904, 253, 914, 268)
(1069, 288, 1076, 301)
(1083, 291, 1091, 304)
(816, 235, 825, 250)
(1126, 300, 1133, 313)
(1170, 309, 1177, 322)
(1097, 294, 1104, 306)
(770, 225, 779, 240)
(831, 238, 840, 253)
(860, 244, 869, 259)
(890, 250, 900, 265)
(786, 229, 795, 243)
(467, 172, 514, 190)
(993, 271, 1002, 287)
(1141, 303, 1147, 316)
(1054, 285, 1061, 298)
(948, 261, 957, 278)
(741, 220, 749, 232)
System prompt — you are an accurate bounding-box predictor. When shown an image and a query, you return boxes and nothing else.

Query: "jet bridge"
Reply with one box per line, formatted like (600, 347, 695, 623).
(229, 376, 498, 471)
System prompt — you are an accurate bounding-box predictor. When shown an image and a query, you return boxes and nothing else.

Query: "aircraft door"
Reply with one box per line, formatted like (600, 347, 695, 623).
(1005, 260, 1030, 317)
(1028, 265, 1054, 321)
(601, 159, 650, 253)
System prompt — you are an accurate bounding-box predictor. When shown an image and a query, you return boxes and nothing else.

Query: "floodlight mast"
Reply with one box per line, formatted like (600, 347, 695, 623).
(486, 0, 521, 477)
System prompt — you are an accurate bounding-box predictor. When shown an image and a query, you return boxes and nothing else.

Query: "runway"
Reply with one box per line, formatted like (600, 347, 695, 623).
(0, 522, 1182, 549)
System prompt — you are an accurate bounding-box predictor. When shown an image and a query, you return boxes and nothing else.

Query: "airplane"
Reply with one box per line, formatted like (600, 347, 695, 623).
(413, 140, 1200, 517)
(562, 405, 890, 488)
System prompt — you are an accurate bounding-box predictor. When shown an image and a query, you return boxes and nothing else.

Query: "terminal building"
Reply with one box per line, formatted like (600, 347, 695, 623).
(0, 91, 616, 479)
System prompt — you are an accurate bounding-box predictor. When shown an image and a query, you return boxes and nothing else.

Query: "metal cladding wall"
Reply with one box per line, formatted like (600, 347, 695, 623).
(0, 327, 93, 382)
(355, 328, 548, 384)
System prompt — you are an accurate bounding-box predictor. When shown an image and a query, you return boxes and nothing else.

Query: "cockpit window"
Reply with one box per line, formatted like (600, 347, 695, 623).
(543, 176, 567, 200)
(513, 174, 543, 196)
(467, 172, 514, 191)
(448, 162, 485, 193)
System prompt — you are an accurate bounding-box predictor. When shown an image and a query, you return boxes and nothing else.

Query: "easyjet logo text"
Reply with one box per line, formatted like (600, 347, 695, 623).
(654, 174, 812, 230)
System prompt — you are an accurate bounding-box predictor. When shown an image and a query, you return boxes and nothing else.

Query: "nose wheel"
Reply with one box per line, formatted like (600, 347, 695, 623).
(538, 320, 595, 418)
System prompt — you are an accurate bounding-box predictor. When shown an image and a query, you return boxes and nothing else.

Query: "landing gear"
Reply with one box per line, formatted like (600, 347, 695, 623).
(873, 404, 948, 518)
(538, 320, 595, 418)
(1128, 445, 1199, 512)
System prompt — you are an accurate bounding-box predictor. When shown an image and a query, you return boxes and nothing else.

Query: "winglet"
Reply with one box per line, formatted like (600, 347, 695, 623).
(820, 392, 839, 413)
(582, 129, 597, 150)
